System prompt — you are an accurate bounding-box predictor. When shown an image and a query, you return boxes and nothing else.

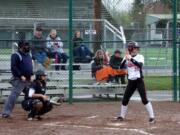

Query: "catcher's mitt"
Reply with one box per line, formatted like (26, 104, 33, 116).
(50, 96, 63, 106)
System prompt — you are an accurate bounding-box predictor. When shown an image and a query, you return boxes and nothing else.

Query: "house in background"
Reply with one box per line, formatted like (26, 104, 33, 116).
(142, 0, 179, 46)
(145, 14, 180, 46)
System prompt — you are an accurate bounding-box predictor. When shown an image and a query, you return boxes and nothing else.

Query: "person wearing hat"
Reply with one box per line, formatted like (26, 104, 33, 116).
(116, 41, 155, 123)
(2, 41, 33, 118)
(22, 70, 62, 121)
(31, 27, 50, 69)
(109, 50, 126, 84)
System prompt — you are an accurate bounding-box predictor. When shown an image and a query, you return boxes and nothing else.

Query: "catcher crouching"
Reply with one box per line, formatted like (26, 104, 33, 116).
(21, 70, 62, 121)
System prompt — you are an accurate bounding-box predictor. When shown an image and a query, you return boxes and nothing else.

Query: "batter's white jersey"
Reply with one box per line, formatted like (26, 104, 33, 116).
(127, 54, 144, 80)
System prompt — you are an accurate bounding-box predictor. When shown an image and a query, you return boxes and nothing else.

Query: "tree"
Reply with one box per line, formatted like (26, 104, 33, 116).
(112, 11, 133, 27)
(102, 0, 122, 16)
(161, 0, 180, 12)
(160, 0, 171, 7)
(130, 0, 145, 28)
(93, 0, 102, 53)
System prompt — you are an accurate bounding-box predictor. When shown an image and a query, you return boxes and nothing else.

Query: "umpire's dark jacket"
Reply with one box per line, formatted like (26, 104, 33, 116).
(11, 51, 33, 80)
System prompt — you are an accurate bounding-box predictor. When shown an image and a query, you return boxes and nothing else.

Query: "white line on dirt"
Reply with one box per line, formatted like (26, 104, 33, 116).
(86, 115, 98, 119)
(43, 122, 154, 135)
(107, 122, 126, 126)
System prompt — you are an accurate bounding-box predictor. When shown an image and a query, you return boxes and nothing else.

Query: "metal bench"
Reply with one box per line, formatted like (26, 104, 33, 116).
(0, 63, 127, 99)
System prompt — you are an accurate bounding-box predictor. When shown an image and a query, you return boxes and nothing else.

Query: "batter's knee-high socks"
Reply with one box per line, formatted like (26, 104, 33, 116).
(120, 105, 128, 119)
(145, 102, 155, 118)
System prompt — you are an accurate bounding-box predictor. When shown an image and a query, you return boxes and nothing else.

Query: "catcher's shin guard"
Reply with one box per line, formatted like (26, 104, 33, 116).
(37, 101, 53, 116)
(33, 99, 43, 112)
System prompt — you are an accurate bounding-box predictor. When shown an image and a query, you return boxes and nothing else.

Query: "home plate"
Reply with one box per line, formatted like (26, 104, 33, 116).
(107, 122, 126, 126)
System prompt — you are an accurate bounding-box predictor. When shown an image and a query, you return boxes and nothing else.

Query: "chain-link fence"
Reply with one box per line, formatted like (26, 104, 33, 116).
(0, 0, 179, 103)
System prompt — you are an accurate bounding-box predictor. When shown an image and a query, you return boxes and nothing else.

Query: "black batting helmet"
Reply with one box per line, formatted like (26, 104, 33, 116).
(127, 41, 140, 52)
(35, 70, 47, 80)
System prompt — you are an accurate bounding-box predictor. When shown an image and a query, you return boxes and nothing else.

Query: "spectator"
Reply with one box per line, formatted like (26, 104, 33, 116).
(102, 49, 110, 66)
(31, 27, 50, 69)
(73, 30, 93, 63)
(91, 50, 112, 85)
(46, 29, 68, 70)
(109, 50, 126, 84)
(2, 41, 33, 118)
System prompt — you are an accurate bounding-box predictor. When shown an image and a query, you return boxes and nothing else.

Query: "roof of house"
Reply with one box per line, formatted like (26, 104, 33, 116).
(146, 14, 180, 25)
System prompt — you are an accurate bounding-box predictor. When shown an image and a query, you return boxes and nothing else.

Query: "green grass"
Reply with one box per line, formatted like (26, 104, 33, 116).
(107, 47, 173, 66)
(144, 76, 172, 90)
(0, 48, 174, 66)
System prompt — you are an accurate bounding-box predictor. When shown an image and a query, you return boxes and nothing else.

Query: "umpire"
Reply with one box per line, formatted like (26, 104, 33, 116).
(2, 41, 33, 118)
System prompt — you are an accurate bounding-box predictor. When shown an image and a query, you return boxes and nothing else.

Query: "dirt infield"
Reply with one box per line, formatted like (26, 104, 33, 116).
(0, 101, 180, 135)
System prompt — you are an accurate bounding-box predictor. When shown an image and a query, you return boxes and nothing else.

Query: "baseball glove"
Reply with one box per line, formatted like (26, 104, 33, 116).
(50, 96, 63, 106)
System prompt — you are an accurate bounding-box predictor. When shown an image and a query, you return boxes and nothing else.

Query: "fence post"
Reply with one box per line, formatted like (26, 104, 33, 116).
(68, 0, 73, 104)
(103, 21, 107, 49)
(172, 0, 177, 101)
(113, 33, 117, 50)
(179, 39, 180, 102)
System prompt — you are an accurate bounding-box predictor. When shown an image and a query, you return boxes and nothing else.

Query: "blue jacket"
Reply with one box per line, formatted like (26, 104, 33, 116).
(11, 51, 33, 80)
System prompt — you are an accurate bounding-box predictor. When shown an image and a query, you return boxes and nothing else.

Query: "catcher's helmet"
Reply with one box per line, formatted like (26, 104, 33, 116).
(127, 41, 140, 52)
(35, 70, 47, 80)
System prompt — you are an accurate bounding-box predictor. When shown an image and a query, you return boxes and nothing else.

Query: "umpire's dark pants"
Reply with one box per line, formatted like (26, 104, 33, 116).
(3, 77, 29, 116)
(122, 78, 148, 106)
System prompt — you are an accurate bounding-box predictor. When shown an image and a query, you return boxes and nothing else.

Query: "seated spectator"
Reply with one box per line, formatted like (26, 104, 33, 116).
(91, 50, 113, 85)
(46, 29, 68, 70)
(102, 49, 110, 66)
(109, 50, 126, 84)
(73, 30, 93, 63)
(31, 27, 50, 69)
(91, 50, 127, 85)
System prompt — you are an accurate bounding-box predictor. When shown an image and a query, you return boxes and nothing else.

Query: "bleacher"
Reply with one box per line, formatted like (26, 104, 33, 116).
(0, 0, 126, 101)
(0, 60, 126, 101)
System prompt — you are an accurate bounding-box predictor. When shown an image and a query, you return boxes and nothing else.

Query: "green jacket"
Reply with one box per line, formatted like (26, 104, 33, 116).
(109, 55, 123, 69)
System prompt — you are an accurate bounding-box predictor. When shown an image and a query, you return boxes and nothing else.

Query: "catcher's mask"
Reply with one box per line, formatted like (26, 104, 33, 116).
(127, 41, 140, 52)
(35, 70, 47, 80)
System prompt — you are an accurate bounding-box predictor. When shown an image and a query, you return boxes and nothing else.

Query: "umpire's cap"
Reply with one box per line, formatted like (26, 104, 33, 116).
(127, 41, 140, 48)
(18, 40, 30, 48)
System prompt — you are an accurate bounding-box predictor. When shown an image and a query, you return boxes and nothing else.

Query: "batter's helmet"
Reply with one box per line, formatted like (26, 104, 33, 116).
(127, 41, 140, 52)
(35, 70, 47, 80)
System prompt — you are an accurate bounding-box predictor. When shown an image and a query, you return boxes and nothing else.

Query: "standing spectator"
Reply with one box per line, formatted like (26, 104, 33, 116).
(73, 30, 93, 63)
(46, 29, 68, 70)
(1, 41, 33, 118)
(109, 50, 126, 84)
(31, 27, 50, 69)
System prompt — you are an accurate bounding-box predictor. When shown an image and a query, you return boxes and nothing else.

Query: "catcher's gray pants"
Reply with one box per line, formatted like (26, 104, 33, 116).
(2, 77, 29, 116)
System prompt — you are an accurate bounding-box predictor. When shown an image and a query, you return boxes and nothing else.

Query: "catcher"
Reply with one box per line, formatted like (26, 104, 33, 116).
(116, 41, 155, 123)
(22, 70, 62, 121)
